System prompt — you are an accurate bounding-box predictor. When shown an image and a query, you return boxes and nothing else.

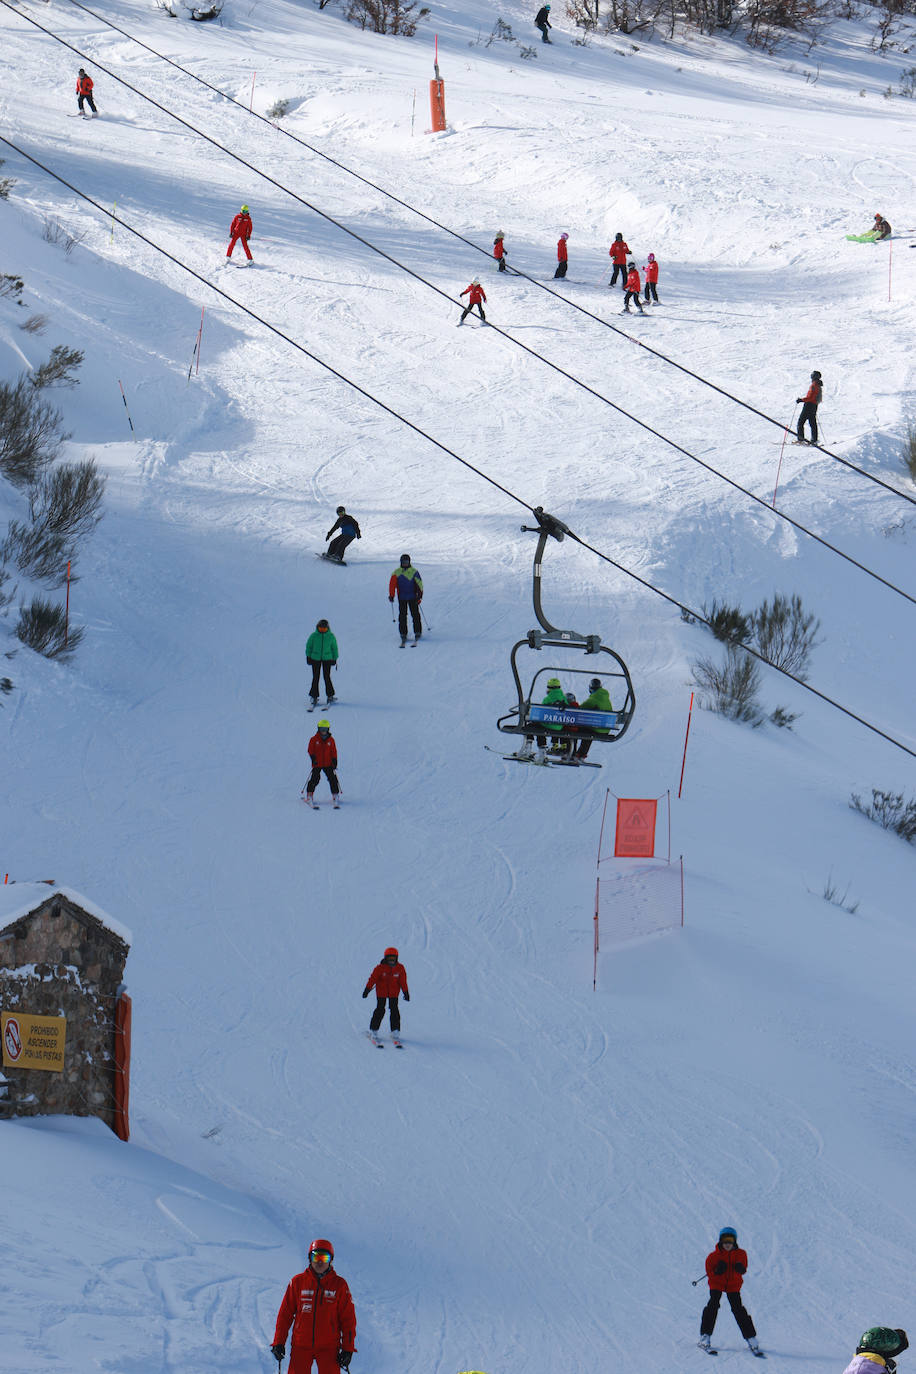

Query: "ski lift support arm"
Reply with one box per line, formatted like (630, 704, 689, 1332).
(520, 507, 598, 648)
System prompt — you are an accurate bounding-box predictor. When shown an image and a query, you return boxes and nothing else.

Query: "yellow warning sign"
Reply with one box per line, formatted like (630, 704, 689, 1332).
(2, 1012, 66, 1071)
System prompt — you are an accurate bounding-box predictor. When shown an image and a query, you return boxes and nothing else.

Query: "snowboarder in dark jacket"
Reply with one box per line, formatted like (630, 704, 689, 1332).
(325, 506, 361, 562)
(796, 370, 822, 443)
(535, 4, 552, 41)
(698, 1227, 761, 1356)
(362, 947, 410, 1036)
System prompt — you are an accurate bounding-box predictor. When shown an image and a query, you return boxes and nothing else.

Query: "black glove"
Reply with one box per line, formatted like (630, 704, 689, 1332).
(796, 398, 802, 404)
(403, 992, 410, 1002)
(388, 596, 394, 604)
(271, 1344, 286, 1362)
(325, 533, 331, 541)
(713, 1261, 727, 1275)
(338, 1353, 353, 1369)
(362, 987, 370, 998)
(735, 1262, 746, 1274)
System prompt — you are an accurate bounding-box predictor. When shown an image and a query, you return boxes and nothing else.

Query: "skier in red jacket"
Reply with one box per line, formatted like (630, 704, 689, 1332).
(644, 252, 660, 304)
(362, 946, 410, 1037)
(76, 69, 97, 116)
(796, 370, 823, 444)
(698, 1226, 761, 1355)
(493, 230, 508, 272)
(609, 232, 630, 289)
(554, 232, 569, 279)
(271, 1239, 357, 1374)
(459, 279, 487, 324)
(623, 262, 645, 314)
(226, 205, 253, 261)
(303, 721, 340, 808)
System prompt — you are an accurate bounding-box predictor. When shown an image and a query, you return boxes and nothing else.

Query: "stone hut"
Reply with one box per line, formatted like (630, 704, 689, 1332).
(0, 884, 132, 1139)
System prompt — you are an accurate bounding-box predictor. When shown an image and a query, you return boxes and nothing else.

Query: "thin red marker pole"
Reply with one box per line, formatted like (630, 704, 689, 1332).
(888, 237, 893, 302)
(772, 406, 796, 506)
(250, 71, 256, 111)
(118, 380, 134, 432)
(64, 559, 71, 648)
(677, 691, 694, 799)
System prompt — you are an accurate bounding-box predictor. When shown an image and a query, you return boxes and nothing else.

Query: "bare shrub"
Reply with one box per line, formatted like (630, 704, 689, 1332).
(267, 98, 291, 119)
(750, 592, 820, 680)
(902, 423, 916, 483)
(345, 0, 429, 33)
(30, 345, 84, 390)
(0, 676, 12, 705)
(0, 274, 25, 302)
(20, 314, 49, 335)
(820, 874, 860, 914)
(703, 598, 751, 645)
(30, 460, 105, 550)
(691, 644, 764, 724)
(769, 705, 800, 728)
(850, 788, 916, 844)
(0, 379, 66, 488)
(42, 220, 88, 257)
(15, 597, 83, 659)
(566, 0, 600, 28)
(486, 16, 515, 41)
(518, 43, 539, 55)
(0, 155, 13, 200)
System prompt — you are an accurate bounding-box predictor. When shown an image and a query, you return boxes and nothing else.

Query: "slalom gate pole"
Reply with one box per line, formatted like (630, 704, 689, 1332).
(411, 88, 416, 136)
(677, 691, 694, 800)
(117, 379, 134, 432)
(109, 201, 116, 242)
(888, 237, 893, 302)
(64, 559, 71, 648)
(249, 71, 256, 111)
(187, 307, 205, 381)
(772, 406, 796, 506)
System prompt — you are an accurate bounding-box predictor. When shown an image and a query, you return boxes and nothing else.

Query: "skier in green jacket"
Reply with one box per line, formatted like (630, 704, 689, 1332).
(575, 678, 614, 759)
(306, 618, 338, 707)
(518, 676, 568, 762)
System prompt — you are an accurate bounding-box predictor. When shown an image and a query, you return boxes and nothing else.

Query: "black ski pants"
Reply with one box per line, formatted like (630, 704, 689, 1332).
(78, 92, 97, 113)
(644, 281, 659, 302)
(306, 765, 339, 796)
(327, 532, 355, 561)
(308, 660, 335, 701)
(554, 261, 568, 279)
(398, 599, 422, 638)
(370, 996, 401, 1032)
(610, 262, 627, 289)
(623, 290, 644, 313)
(460, 303, 486, 323)
(797, 402, 818, 443)
(700, 1289, 756, 1340)
(536, 21, 551, 41)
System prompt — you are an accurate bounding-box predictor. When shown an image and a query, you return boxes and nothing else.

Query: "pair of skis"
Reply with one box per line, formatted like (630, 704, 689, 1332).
(307, 697, 336, 713)
(399, 636, 421, 648)
(699, 1341, 765, 1359)
(367, 1030, 404, 1049)
(302, 791, 341, 810)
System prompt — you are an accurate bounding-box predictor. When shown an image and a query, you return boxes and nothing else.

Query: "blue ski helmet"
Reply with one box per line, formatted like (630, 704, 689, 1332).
(718, 1227, 738, 1242)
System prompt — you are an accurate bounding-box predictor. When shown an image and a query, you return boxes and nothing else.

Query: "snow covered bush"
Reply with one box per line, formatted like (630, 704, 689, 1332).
(850, 789, 916, 845)
(0, 156, 13, 200)
(902, 424, 916, 483)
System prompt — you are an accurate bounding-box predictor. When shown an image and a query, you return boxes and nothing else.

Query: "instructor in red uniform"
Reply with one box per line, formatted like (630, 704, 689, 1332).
(272, 1239, 356, 1374)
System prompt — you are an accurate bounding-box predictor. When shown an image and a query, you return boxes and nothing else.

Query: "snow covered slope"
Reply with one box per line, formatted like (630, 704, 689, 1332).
(1, 0, 915, 1371)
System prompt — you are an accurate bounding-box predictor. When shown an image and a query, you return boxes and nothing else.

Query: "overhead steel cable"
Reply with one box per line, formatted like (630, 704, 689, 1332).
(3, 9, 915, 613)
(46, 0, 916, 511)
(1, 134, 913, 763)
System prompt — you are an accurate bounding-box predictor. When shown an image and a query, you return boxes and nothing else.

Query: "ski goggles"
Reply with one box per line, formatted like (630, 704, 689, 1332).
(310, 1249, 332, 1263)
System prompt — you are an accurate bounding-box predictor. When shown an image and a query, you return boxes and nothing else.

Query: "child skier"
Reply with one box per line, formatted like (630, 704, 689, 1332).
(226, 205, 253, 262)
(76, 69, 97, 116)
(796, 370, 823, 444)
(873, 213, 892, 240)
(303, 720, 341, 808)
(554, 232, 569, 279)
(493, 231, 508, 272)
(362, 947, 410, 1041)
(609, 233, 630, 289)
(459, 279, 487, 324)
(644, 252, 660, 304)
(623, 262, 645, 314)
(843, 1329, 908, 1374)
(325, 505, 361, 561)
(698, 1226, 762, 1356)
(305, 619, 338, 707)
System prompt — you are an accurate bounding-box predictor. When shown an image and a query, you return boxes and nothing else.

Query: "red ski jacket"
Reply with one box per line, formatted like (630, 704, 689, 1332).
(493, 237, 506, 260)
(626, 267, 642, 292)
(273, 1267, 357, 1354)
(461, 283, 487, 305)
(705, 1244, 748, 1293)
(229, 211, 252, 240)
(610, 239, 630, 264)
(645, 260, 659, 283)
(364, 961, 409, 999)
(76, 74, 94, 95)
(802, 380, 822, 405)
(308, 733, 338, 768)
(557, 238, 568, 262)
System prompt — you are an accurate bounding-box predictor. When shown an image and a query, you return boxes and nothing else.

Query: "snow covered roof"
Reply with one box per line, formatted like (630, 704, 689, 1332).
(0, 884, 132, 949)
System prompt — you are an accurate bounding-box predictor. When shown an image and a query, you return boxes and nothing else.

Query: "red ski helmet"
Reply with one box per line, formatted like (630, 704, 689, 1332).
(309, 1238, 334, 1259)
(384, 947, 398, 960)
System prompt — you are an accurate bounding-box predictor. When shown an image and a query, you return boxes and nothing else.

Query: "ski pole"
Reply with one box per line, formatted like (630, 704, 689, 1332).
(390, 600, 396, 622)
(419, 603, 431, 633)
(691, 1274, 707, 1286)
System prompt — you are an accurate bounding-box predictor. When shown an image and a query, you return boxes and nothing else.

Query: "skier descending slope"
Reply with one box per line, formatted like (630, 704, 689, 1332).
(362, 946, 409, 1046)
(76, 68, 97, 116)
(302, 720, 341, 808)
(389, 554, 423, 645)
(458, 279, 487, 325)
(271, 1239, 356, 1373)
(843, 1329, 909, 1374)
(226, 205, 253, 263)
(698, 1227, 763, 1356)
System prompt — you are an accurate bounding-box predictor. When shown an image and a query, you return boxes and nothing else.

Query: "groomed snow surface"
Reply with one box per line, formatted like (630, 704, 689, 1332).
(1, 0, 915, 1370)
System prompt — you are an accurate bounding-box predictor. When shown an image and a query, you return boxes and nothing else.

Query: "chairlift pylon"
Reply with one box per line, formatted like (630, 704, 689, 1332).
(493, 509, 636, 767)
